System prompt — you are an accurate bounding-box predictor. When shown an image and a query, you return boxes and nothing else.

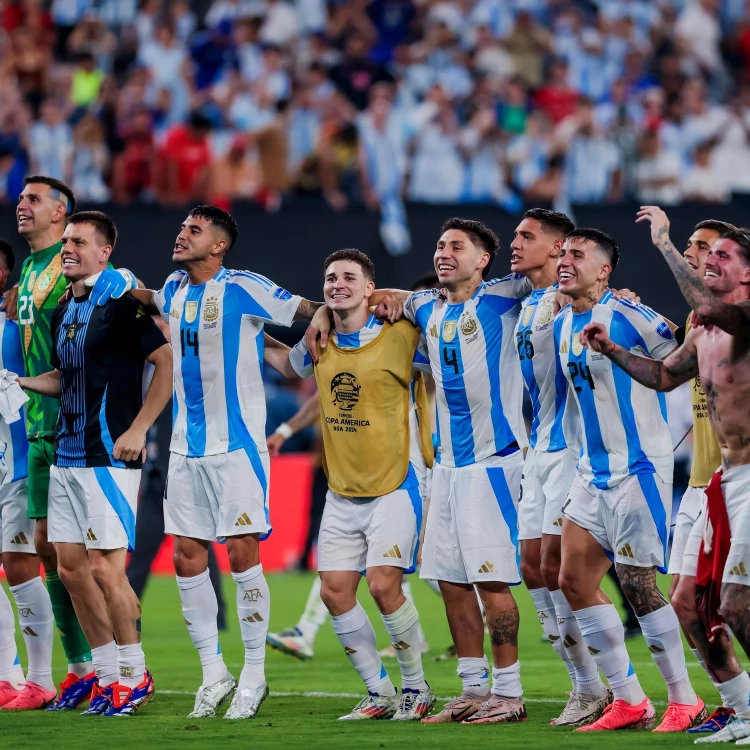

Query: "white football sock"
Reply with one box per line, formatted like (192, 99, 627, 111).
(381, 598, 427, 691)
(530, 587, 575, 690)
(233, 564, 270, 691)
(68, 661, 91, 678)
(117, 643, 146, 690)
(550, 588, 604, 696)
(716, 671, 750, 719)
(296, 577, 328, 644)
(331, 603, 395, 696)
(457, 655, 490, 697)
(400, 579, 428, 649)
(10, 577, 54, 691)
(91, 641, 119, 687)
(637, 605, 697, 706)
(176, 569, 228, 687)
(575, 604, 646, 705)
(0, 584, 16, 679)
(491, 661, 522, 698)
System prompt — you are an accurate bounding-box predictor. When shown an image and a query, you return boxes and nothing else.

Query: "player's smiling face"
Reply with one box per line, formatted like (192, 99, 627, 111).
(16, 183, 64, 237)
(173, 215, 224, 264)
(61, 222, 111, 282)
(324, 260, 374, 312)
(703, 238, 750, 295)
(510, 218, 559, 275)
(434, 229, 488, 288)
(684, 228, 721, 277)
(557, 237, 609, 297)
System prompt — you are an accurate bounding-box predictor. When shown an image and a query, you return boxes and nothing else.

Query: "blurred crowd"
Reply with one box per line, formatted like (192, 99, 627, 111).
(2, 0, 750, 215)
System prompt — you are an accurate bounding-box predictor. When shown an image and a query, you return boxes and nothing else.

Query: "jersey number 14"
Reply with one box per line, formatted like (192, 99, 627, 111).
(180, 328, 199, 357)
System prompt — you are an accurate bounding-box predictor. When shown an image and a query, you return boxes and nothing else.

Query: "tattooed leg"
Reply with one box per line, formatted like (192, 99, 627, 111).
(719, 583, 750, 663)
(476, 582, 519, 669)
(615, 563, 667, 617)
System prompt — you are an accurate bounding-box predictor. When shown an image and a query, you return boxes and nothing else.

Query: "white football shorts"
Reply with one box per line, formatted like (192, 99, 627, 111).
(48, 466, 140, 551)
(718, 464, 750, 586)
(518, 447, 577, 540)
(563, 472, 672, 571)
(420, 450, 523, 585)
(318, 465, 422, 574)
(0, 478, 34, 553)
(667, 485, 706, 576)
(164, 446, 271, 542)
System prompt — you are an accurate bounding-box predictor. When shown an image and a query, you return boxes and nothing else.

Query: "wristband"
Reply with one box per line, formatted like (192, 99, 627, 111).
(275, 422, 293, 440)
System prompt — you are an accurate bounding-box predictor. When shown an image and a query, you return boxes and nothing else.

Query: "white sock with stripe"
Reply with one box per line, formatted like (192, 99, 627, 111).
(0, 584, 23, 686)
(530, 587, 575, 690)
(401, 579, 428, 649)
(381, 598, 427, 690)
(331, 603, 395, 696)
(637, 605, 697, 706)
(10, 577, 54, 691)
(176, 569, 228, 687)
(575, 604, 646, 705)
(233, 564, 270, 691)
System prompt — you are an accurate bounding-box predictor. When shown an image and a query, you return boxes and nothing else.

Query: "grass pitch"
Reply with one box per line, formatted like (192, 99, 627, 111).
(2, 572, 716, 749)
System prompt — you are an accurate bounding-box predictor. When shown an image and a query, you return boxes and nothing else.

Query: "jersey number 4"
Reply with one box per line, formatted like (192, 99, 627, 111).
(567, 361, 595, 391)
(180, 328, 199, 357)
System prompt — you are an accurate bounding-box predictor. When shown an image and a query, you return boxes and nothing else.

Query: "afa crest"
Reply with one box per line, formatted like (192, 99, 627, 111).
(203, 296, 219, 322)
(536, 300, 554, 326)
(460, 313, 477, 337)
(184, 301, 198, 324)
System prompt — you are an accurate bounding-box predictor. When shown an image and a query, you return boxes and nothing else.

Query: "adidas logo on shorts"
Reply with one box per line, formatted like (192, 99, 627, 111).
(344, 647, 357, 655)
(728, 562, 748, 577)
(10, 532, 29, 545)
(235, 513, 252, 527)
(86, 528, 97, 541)
(383, 546, 402, 559)
(477, 561, 496, 574)
(617, 543, 634, 558)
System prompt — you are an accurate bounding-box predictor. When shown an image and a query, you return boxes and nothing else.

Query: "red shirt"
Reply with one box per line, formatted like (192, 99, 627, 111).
(162, 125, 211, 195)
(534, 86, 578, 124)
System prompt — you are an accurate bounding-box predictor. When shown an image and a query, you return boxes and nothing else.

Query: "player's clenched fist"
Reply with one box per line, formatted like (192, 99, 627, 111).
(113, 426, 148, 463)
(580, 322, 616, 355)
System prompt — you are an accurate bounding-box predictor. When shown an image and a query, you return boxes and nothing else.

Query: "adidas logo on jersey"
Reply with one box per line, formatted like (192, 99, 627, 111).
(10, 532, 29, 545)
(235, 513, 252, 527)
(392, 641, 411, 650)
(729, 562, 748, 577)
(428, 324, 438, 338)
(478, 561, 496, 574)
(617, 543, 634, 558)
(383, 545, 402, 559)
(86, 528, 97, 541)
(559, 340, 569, 354)
(241, 613, 264, 623)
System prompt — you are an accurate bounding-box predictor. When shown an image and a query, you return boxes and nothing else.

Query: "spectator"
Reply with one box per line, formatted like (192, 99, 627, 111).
(714, 89, 750, 193)
(0, 144, 27, 203)
(209, 133, 261, 210)
(634, 128, 681, 205)
(316, 119, 360, 211)
(676, 0, 724, 77)
(71, 113, 110, 202)
(70, 51, 104, 109)
(682, 142, 730, 202)
(170, 0, 196, 43)
(28, 97, 73, 182)
(190, 19, 236, 91)
(255, 100, 292, 211)
(534, 57, 577, 124)
(234, 14, 263, 81)
(504, 10, 550, 87)
(507, 109, 552, 195)
(112, 106, 155, 204)
(7, 26, 50, 116)
(206, 0, 260, 29)
(51, 0, 91, 59)
(499, 76, 529, 134)
(367, 0, 416, 63)
(67, 12, 118, 71)
(157, 110, 212, 206)
(473, 23, 514, 82)
(135, 0, 161, 44)
(330, 33, 394, 110)
(259, 0, 299, 47)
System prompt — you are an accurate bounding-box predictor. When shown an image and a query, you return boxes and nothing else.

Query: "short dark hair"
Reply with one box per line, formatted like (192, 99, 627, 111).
(324, 248, 375, 281)
(565, 227, 619, 271)
(440, 217, 500, 279)
(0, 239, 15, 274)
(695, 219, 738, 234)
(719, 229, 750, 265)
(522, 208, 574, 238)
(23, 175, 76, 214)
(67, 211, 118, 247)
(410, 273, 438, 291)
(187, 205, 238, 251)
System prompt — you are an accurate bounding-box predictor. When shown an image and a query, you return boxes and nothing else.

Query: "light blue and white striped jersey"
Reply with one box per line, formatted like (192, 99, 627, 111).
(155, 268, 301, 457)
(554, 291, 677, 489)
(515, 284, 579, 453)
(404, 275, 531, 468)
(0, 309, 28, 485)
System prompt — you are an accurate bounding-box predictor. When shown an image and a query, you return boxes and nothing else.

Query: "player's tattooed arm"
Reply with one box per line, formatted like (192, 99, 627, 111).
(17, 369, 61, 397)
(293, 299, 325, 323)
(637, 206, 750, 335)
(615, 564, 668, 617)
(581, 322, 699, 390)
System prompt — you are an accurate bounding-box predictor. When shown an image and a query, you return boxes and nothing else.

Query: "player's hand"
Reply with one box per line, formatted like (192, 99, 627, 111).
(305, 306, 332, 364)
(0, 285, 19, 321)
(373, 294, 403, 323)
(113, 426, 147, 463)
(636, 205, 671, 247)
(86, 268, 137, 306)
(581, 322, 616, 354)
(267, 433, 286, 456)
(611, 288, 640, 303)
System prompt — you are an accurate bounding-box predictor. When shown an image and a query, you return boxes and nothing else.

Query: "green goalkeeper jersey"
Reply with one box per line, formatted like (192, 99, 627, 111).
(17, 242, 67, 440)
